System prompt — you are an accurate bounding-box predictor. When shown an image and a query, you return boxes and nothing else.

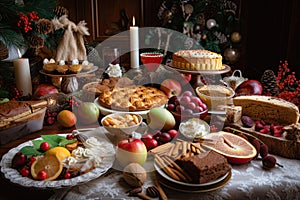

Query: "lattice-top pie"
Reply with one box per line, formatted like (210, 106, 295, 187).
(98, 85, 168, 111)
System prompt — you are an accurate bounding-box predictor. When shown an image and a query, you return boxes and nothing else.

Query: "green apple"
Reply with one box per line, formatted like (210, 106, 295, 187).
(116, 138, 148, 167)
(147, 107, 176, 131)
(77, 102, 100, 124)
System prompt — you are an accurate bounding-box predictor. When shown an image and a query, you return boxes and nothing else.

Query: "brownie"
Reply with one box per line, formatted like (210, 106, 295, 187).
(176, 151, 231, 184)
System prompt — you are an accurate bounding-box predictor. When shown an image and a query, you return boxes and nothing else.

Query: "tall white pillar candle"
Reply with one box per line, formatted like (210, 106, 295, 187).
(130, 16, 139, 68)
(13, 49, 32, 96)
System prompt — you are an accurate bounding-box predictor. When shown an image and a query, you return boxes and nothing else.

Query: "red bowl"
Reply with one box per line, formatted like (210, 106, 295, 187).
(171, 109, 208, 124)
(140, 52, 163, 71)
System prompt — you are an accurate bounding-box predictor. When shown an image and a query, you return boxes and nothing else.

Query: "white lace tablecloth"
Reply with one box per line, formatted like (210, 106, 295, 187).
(50, 127, 300, 200)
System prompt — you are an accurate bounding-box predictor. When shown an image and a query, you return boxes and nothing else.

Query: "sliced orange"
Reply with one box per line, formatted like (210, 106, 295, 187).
(202, 131, 257, 164)
(31, 155, 63, 181)
(45, 146, 71, 161)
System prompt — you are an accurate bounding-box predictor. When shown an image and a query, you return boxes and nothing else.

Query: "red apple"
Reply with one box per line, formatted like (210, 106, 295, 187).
(235, 80, 263, 96)
(180, 73, 192, 85)
(116, 138, 148, 167)
(33, 84, 59, 99)
(160, 79, 182, 98)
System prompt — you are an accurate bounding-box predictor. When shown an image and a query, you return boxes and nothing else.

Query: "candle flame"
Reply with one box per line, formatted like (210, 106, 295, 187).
(132, 16, 135, 26)
(17, 48, 22, 58)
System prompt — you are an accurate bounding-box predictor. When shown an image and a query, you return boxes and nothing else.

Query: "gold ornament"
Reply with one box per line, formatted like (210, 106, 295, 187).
(231, 32, 242, 43)
(224, 47, 240, 63)
(201, 34, 207, 40)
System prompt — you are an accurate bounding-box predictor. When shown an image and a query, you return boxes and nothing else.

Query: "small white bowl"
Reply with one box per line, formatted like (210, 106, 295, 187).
(179, 118, 210, 139)
(101, 112, 143, 140)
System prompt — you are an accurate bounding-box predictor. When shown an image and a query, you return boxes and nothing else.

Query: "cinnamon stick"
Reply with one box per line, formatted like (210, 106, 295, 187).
(155, 180, 168, 200)
(155, 155, 181, 181)
(163, 156, 192, 182)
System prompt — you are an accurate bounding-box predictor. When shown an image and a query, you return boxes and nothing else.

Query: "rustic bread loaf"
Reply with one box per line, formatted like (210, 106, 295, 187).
(233, 95, 299, 125)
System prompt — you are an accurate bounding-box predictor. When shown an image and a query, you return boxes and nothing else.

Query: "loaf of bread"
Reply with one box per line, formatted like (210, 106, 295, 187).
(0, 100, 48, 129)
(233, 95, 299, 125)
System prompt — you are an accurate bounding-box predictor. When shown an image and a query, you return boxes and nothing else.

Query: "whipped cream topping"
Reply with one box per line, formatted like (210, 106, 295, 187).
(43, 58, 56, 64)
(64, 136, 112, 167)
(72, 59, 79, 65)
(105, 64, 122, 77)
(82, 60, 89, 66)
(59, 60, 65, 65)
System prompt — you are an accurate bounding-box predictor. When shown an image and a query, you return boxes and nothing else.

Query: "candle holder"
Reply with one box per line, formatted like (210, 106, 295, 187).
(140, 52, 164, 72)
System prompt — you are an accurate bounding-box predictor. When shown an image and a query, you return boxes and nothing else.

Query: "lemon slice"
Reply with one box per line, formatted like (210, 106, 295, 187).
(46, 146, 71, 161)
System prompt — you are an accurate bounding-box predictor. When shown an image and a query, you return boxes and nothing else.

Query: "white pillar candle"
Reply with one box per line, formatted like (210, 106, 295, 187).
(13, 49, 32, 96)
(130, 16, 139, 68)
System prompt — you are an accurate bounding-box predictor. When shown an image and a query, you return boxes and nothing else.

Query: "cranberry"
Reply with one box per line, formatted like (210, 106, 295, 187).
(40, 142, 50, 151)
(20, 167, 30, 177)
(64, 172, 71, 179)
(37, 170, 47, 180)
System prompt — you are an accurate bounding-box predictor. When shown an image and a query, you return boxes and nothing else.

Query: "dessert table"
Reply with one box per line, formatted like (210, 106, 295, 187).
(0, 123, 299, 200)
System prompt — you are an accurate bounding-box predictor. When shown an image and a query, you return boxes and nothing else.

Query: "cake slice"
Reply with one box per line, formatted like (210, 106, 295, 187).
(176, 150, 231, 184)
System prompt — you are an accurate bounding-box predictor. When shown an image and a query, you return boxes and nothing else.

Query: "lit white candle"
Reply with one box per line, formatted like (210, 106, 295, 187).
(13, 49, 32, 96)
(130, 16, 139, 68)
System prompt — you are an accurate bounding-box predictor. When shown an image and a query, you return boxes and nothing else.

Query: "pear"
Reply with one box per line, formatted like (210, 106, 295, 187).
(147, 107, 176, 130)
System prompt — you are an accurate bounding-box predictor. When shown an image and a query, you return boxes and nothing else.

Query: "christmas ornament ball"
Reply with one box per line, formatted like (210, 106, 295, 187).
(206, 19, 217, 29)
(224, 47, 240, 63)
(231, 32, 242, 43)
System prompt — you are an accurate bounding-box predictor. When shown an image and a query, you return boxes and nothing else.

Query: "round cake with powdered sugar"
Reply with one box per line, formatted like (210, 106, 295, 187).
(172, 49, 223, 71)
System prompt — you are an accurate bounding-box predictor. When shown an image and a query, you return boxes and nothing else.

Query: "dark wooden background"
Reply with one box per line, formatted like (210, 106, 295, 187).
(60, 0, 300, 80)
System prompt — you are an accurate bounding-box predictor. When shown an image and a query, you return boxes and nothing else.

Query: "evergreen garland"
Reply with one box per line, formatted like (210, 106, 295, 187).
(0, 0, 60, 50)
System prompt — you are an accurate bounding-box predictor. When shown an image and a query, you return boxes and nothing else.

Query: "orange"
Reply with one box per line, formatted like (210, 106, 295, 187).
(30, 155, 63, 181)
(202, 131, 257, 165)
(57, 110, 77, 127)
(45, 146, 71, 161)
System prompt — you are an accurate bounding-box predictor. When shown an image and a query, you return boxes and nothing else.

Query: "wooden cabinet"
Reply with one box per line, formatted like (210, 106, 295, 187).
(61, 0, 161, 43)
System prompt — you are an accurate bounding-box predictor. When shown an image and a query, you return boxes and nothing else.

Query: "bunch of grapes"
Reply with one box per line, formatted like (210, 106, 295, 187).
(68, 96, 82, 109)
(9, 86, 23, 100)
(44, 109, 57, 125)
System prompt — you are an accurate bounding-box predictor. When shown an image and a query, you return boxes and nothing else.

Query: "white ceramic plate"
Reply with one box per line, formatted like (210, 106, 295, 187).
(94, 97, 151, 118)
(154, 162, 230, 187)
(0, 132, 115, 189)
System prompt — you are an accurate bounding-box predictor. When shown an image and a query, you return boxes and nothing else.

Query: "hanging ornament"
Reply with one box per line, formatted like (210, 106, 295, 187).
(196, 13, 205, 27)
(201, 34, 207, 40)
(206, 19, 217, 29)
(231, 32, 242, 43)
(224, 47, 240, 63)
(184, 4, 194, 21)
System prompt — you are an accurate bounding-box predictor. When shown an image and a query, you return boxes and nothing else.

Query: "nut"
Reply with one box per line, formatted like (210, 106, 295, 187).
(146, 186, 159, 198)
(123, 163, 147, 187)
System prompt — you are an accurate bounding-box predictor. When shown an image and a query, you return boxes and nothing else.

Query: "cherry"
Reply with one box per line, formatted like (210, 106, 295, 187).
(40, 141, 50, 151)
(168, 129, 178, 139)
(11, 152, 27, 169)
(37, 170, 47, 180)
(262, 155, 276, 169)
(64, 172, 71, 179)
(66, 134, 75, 140)
(20, 167, 30, 177)
(260, 143, 269, 158)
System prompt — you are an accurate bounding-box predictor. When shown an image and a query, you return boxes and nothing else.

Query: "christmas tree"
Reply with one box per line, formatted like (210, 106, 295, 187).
(156, 0, 242, 64)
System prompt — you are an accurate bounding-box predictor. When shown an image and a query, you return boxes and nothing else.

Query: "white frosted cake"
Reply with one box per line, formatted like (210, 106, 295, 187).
(172, 49, 223, 70)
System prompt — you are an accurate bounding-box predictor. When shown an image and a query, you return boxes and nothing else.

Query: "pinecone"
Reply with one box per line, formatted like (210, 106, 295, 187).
(36, 18, 53, 34)
(261, 69, 279, 95)
(53, 6, 69, 18)
(0, 40, 8, 60)
(28, 35, 44, 48)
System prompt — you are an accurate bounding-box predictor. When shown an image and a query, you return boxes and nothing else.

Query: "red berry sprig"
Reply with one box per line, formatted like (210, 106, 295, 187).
(275, 60, 300, 108)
